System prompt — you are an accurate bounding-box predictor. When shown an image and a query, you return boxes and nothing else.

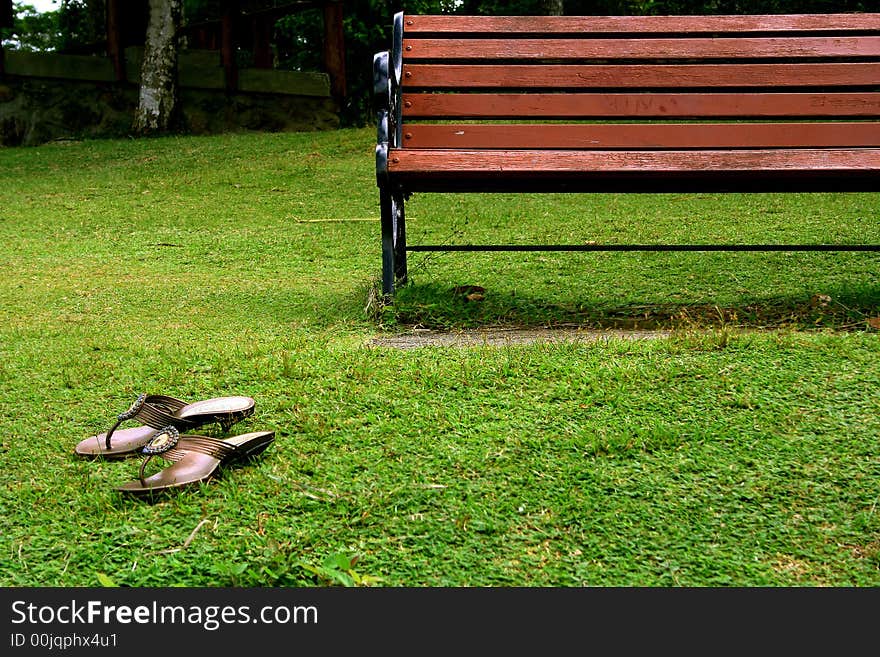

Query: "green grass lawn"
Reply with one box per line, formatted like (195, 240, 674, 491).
(1, 128, 878, 586)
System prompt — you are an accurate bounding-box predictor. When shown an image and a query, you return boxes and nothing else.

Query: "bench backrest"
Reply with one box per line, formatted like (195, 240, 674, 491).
(376, 12, 880, 193)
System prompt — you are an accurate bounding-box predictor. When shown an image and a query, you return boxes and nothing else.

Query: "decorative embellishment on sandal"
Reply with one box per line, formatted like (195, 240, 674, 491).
(118, 393, 147, 422)
(142, 426, 180, 455)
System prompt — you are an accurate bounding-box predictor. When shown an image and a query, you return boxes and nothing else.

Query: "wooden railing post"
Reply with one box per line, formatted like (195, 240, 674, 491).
(252, 13, 273, 69)
(106, 0, 126, 82)
(0, 0, 11, 29)
(1, 0, 13, 77)
(323, 0, 346, 100)
(221, 0, 240, 93)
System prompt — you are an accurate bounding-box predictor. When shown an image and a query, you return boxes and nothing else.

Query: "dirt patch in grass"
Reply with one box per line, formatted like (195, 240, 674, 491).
(369, 327, 673, 349)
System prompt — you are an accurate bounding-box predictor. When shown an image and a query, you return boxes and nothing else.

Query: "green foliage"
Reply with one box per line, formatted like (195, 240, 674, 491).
(456, 0, 547, 14)
(1, 0, 109, 53)
(56, 0, 105, 53)
(184, 0, 217, 22)
(274, 7, 324, 73)
(299, 554, 383, 587)
(1, 3, 62, 51)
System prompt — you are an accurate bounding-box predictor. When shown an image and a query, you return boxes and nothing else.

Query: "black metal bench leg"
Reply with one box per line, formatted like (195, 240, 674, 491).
(380, 186, 395, 296)
(392, 191, 407, 287)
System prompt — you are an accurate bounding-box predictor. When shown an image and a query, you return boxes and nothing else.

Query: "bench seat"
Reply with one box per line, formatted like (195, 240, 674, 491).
(373, 11, 880, 295)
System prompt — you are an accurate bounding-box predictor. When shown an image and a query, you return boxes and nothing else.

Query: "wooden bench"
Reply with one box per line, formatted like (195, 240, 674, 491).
(373, 11, 880, 296)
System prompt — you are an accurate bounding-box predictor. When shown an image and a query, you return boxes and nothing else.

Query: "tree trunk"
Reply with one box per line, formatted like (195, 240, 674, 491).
(541, 0, 564, 16)
(133, 0, 182, 134)
(1, 0, 13, 28)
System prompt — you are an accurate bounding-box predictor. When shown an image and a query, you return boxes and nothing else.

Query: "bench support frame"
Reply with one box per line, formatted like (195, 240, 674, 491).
(374, 13, 409, 295)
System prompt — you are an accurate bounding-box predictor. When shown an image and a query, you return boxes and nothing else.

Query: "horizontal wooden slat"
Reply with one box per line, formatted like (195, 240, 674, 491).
(402, 92, 880, 118)
(403, 62, 880, 88)
(402, 123, 880, 149)
(403, 13, 880, 35)
(403, 37, 880, 61)
(387, 148, 880, 174)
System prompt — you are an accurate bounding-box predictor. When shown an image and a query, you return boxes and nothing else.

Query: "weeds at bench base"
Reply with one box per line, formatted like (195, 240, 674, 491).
(380, 280, 880, 335)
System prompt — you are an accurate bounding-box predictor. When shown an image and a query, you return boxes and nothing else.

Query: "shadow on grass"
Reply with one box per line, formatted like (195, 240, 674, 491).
(385, 282, 880, 333)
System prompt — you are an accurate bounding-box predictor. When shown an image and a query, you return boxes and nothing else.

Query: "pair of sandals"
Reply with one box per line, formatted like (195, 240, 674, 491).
(75, 393, 274, 497)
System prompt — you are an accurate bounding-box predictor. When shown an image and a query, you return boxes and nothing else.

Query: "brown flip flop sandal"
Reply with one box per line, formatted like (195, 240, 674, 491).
(114, 426, 275, 497)
(74, 393, 256, 459)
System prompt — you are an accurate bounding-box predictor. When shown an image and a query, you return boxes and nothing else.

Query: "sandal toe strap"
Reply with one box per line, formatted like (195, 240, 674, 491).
(116, 393, 147, 422)
(137, 426, 181, 485)
(141, 425, 181, 455)
(136, 431, 237, 486)
(104, 394, 191, 450)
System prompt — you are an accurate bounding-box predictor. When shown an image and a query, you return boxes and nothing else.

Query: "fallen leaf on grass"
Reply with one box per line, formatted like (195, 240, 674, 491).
(451, 285, 486, 302)
(96, 573, 118, 587)
(452, 285, 485, 296)
(868, 317, 880, 330)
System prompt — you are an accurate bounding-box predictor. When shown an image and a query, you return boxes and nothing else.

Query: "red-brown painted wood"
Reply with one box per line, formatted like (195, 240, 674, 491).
(323, 1, 347, 100)
(402, 13, 880, 35)
(402, 63, 880, 89)
(402, 36, 880, 60)
(401, 123, 880, 149)
(385, 14, 880, 197)
(401, 92, 880, 119)
(387, 148, 880, 174)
